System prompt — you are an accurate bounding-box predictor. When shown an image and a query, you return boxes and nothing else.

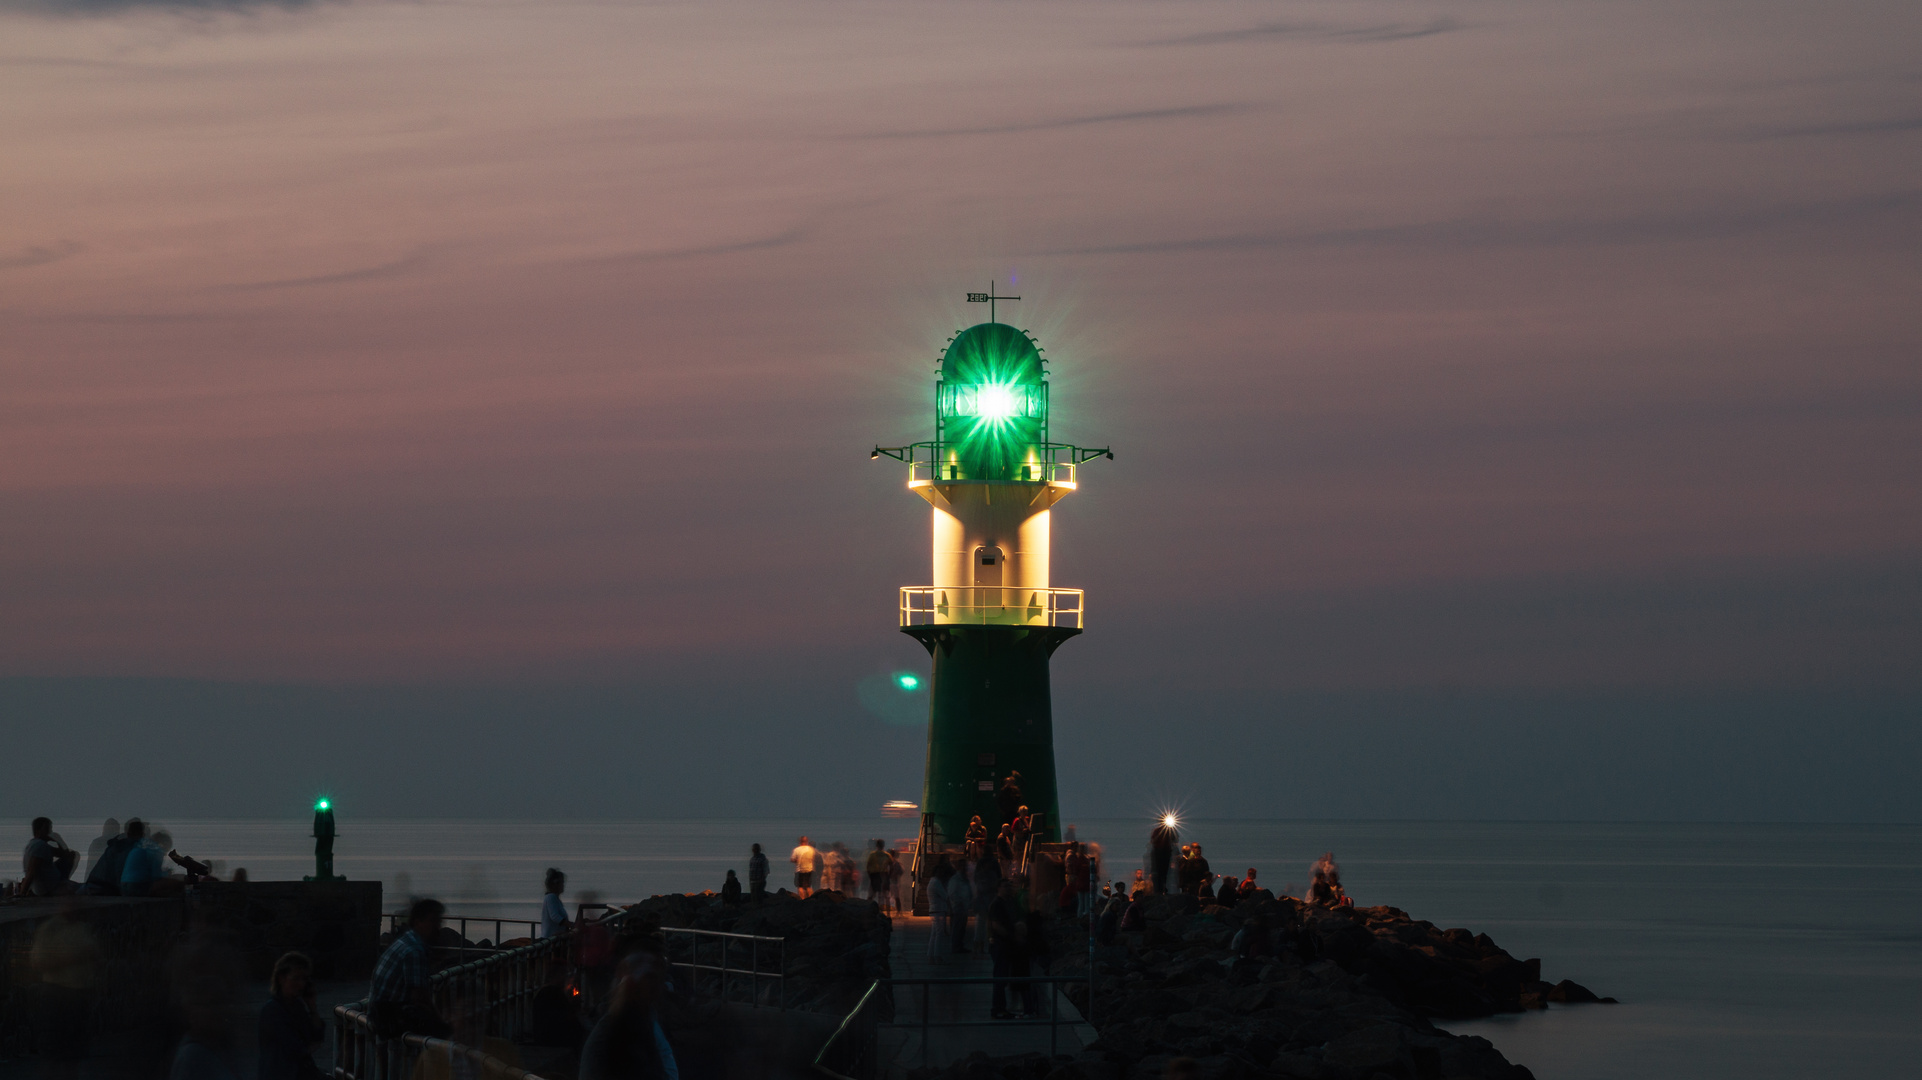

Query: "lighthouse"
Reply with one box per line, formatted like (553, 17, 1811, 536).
(874, 294, 1110, 852)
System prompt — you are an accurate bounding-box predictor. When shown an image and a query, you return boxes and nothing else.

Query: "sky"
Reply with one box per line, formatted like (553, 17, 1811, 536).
(1, 0, 1918, 823)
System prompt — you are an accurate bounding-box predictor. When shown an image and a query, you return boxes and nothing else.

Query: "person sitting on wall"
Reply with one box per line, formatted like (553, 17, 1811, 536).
(964, 816, 989, 860)
(22, 818, 78, 897)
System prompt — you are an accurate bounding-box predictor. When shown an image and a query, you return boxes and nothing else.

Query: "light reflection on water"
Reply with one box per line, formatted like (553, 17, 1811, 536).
(152, 818, 1920, 1080)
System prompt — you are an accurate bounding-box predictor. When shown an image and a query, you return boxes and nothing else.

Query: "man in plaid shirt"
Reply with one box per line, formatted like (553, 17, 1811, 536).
(370, 897, 451, 1040)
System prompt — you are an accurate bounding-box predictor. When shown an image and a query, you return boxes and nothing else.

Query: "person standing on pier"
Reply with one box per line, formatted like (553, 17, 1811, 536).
(543, 869, 572, 940)
(865, 840, 892, 909)
(747, 844, 769, 903)
(1148, 818, 1178, 894)
(789, 837, 818, 898)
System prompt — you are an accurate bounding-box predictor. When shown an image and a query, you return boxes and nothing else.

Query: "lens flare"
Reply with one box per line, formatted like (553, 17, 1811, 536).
(895, 672, 921, 691)
(1162, 813, 1178, 828)
(315, 798, 331, 812)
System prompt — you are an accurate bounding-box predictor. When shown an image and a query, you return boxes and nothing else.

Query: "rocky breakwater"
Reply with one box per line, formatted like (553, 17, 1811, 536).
(1030, 893, 1612, 1080)
(623, 890, 893, 1016)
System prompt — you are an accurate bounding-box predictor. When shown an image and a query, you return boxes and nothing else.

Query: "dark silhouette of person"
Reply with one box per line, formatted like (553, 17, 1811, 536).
(580, 949, 676, 1080)
(258, 951, 325, 1080)
(721, 870, 742, 905)
(1148, 819, 1178, 894)
(995, 775, 1023, 830)
(987, 879, 1025, 1019)
(369, 898, 452, 1040)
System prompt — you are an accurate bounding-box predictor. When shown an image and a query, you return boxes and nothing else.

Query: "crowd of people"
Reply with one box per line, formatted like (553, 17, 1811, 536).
(782, 835, 911, 912)
(11, 816, 230, 900)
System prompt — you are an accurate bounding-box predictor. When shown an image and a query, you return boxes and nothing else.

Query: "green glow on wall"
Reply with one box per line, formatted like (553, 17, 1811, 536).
(896, 672, 922, 691)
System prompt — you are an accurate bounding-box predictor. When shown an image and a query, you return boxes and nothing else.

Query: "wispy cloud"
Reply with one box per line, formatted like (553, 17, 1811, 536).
(1, 0, 323, 12)
(1741, 115, 1922, 140)
(225, 251, 425, 291)
(857, 103, 1245, 140)
(1145, 17, 1464, 48)
(564, 224, 810, 267)
(0, 241, 82, 270)
(1040, 189, 1922, 256)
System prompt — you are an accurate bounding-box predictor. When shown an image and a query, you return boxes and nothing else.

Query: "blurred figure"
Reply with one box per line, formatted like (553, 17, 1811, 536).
(746, 844, 769, 903)
(1023, 905, 1051, 1016)
(926, 856, 953, 961)
(22, 818, 78, 896)
(889, 845, 908, 913)
(542, 869, 571, 939)
(971, 849, 1001, 954)
(946, 858, 972, 954)
(1096, 882, 1126, 945)
(1307, 853, 1347, 907)
(720, 870, 742, 905)
(995, 773, 1023, 831)
(1148, 818, 1178, 895)
(864, 840, 891, 908)
(987, 879, 1025, 1019)
(84, 819, 119, 879)
(82, 821, 135, 896)
(32, 894, 98, 1079)
(1130, 870, 1148, 899)
(579, 949, 677, 1080)
(231, 868, 249, 883)
(370, 898, 451, 1040)
(1063, 842, 1091, 916)
(412, 983, 521, 1080)
(120, 820, 165, 897)
(789, 837, 817, 898)
(170, 912, 246, 1080)
(829, 842, 855, 895)
(1064, 824, 1077, 844)
(1239, 868, 1260, 900)
(257, 951, 324, 1080)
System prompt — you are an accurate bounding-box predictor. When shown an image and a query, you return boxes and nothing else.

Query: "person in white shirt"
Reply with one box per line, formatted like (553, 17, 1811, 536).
(789, 838, 819, 898)
(542, 868, 571, 939)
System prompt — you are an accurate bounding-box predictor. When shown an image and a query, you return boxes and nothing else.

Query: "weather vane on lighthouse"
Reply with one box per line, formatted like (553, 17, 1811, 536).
(872, 291, 1112, 866)
(966, 281, 1020, 323)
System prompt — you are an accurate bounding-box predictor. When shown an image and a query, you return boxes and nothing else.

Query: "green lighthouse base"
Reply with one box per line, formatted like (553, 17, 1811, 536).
(905, 622, 1080, 848)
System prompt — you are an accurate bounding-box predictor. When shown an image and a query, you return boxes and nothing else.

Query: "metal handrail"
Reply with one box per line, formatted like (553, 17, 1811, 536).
(814, 975, 1094, 1079)
(899, 586, 1084, 629)
(340, 906, 634, 1078)
(333, 1003, 552, 1080)
(660, 926, 788, 1010)
(811, 980, 884, 1080)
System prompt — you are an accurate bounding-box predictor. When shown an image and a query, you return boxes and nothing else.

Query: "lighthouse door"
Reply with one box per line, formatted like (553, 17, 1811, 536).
(973, 546, 1004, 613)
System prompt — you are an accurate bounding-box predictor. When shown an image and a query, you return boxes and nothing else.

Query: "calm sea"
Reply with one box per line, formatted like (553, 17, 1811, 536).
(132, 818, 1921, 1080)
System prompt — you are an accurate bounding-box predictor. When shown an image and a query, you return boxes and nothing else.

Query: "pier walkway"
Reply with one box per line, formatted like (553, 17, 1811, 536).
(878, 913, 1097, 1074)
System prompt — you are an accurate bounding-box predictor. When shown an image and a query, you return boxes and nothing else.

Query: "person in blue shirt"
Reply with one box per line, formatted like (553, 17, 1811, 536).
(542, 869, 571, 939)
(118, 820, 165, 897)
